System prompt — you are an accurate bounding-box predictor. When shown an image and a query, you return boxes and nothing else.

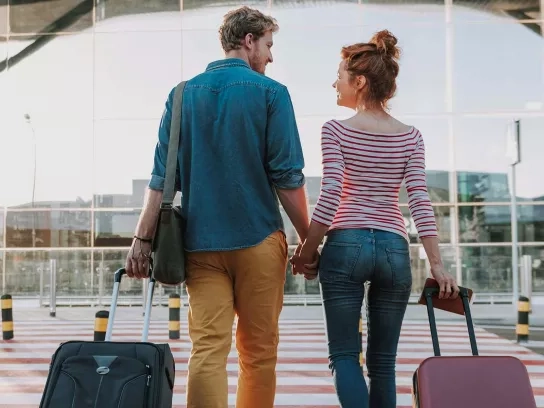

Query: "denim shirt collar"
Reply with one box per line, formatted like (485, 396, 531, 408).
(206, 58, 250, 72)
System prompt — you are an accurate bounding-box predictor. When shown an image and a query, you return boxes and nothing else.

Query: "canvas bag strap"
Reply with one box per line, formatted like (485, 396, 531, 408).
(162, 81, 187, 206)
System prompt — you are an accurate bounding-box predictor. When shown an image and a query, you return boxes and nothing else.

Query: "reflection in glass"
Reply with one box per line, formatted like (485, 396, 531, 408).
(94, 31, 182, 120)
(5, 211, 91, 248)
(453, 116, 544, 203)
(0, 2, 7, 35)
(94, 211, 140, 247)
(93, 120, 162, 204)
(9, 0, 93, 34)
(459, 205, 544, 243)
(0, 210, 4, 247)
(459, 205, 510, 243)
(514, 117, 544, 201)
(519, 205, 544, 242)
(183, 0, 268, 10)
(410, 245, 456, 294)
(51, 250, 92, 297)
(4, 251, 49, 295)
(461, 246, 512, 293)
(521, 246, 544, 292)
(453, 0, 542, 25)
(458, 172, 510, 203)
(94, 249, 142, 298)
(453, 21, 544, 113)
(401, 206, 451, 244)
(98, 0, 180, 22)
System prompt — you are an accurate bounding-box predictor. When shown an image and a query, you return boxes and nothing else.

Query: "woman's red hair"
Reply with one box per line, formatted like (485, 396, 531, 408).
(341, 30, 401, 110)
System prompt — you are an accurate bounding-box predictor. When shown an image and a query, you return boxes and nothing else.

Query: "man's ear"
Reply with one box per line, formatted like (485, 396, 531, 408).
(243, 33, 254, 50)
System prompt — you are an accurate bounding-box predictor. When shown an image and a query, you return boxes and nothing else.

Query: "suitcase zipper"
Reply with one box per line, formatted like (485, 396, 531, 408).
(144, 364, 152, 407)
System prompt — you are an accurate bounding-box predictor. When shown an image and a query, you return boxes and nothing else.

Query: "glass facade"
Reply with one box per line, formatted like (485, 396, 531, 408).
(1, 0, 543, 302)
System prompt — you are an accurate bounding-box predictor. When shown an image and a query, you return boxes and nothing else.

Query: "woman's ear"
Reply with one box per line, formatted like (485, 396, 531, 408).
(355, 75, 366, 90)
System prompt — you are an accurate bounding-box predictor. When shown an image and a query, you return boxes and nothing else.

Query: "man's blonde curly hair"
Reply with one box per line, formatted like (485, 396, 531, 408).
(219, 6, 279, 53)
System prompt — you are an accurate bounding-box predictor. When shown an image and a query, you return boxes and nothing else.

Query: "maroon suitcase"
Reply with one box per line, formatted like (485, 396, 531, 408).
(412, 287, 537, 408)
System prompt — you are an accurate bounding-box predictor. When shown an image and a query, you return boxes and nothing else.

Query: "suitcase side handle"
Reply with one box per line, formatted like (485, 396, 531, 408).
(105, 267, 156, 343)
(424, 287, 478, 357)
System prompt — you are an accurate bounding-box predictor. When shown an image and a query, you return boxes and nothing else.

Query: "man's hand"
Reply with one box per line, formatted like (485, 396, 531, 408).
(125, 238, 152, 279)
(291, 245, 320, 280)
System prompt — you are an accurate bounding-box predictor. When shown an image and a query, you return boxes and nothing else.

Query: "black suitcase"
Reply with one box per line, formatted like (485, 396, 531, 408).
(39, 268, 176, 408)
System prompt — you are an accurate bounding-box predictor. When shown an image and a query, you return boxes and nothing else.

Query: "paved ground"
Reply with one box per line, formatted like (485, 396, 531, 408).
(1, 310, 544, 407)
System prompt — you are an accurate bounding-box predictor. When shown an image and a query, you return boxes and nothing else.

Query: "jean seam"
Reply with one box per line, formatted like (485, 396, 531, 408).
(385, 248, 412, 289)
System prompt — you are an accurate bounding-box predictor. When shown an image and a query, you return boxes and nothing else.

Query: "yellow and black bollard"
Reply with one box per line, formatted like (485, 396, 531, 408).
(94, 310, 109, 341)
(1, 294, 14, 340)
(359, 312, 364, 368)
(516, 296, 530, 344)
(169, 294, 181, 340)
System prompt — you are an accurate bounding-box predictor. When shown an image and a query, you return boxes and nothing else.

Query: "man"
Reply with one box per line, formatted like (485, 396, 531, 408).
(125, 6, 317, 408)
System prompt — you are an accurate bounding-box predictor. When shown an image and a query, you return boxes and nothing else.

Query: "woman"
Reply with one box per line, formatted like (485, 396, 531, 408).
(291, 30, 460, 408)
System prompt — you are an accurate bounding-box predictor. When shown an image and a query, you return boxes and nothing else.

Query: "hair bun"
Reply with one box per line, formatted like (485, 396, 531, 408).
(370, 30, 400, 59)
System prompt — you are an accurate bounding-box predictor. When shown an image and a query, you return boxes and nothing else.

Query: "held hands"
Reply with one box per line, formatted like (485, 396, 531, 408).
(289, 242, 320, 280)
(430, 264, 460, 300)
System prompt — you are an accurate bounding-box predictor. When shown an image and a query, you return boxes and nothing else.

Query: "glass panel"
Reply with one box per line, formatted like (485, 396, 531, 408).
(453, 1, 542, 23)
(401, 206, 452, 244)
(95, 0, 180, 31)
(459, 205, 511, 243)
(519, 204, 544, 242)
(261, 21, 363, 117)
(9, 0, 93, 34)
(5, 210, 92, 248)
(521, 246, 544, 292)
(51, 250, 92, 297)
(455, 116, 544, 203)
(0, 1, 7, 35)
(410, 245, 456, 294)
(4, 250, 49, 296)
(461, 246, 512, 293)
(3, 35, 93, 208)
(93, 249, 143, 302)
(0, 210, 3, 248)
(515, 117, 544, 202)
(93, 120, 165, 206)
(359, 0, 445, 23)
(94, 210, 140, 247)
(453, 22, 544, 113)
(358, 23, 447, 115)
(459, 204, 544, 244)
(183, 0, 268, 11)
(94, 31, 182, 120)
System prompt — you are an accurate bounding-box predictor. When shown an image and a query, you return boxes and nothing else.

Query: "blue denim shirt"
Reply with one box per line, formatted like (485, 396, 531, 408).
(148, 58, 305, 252)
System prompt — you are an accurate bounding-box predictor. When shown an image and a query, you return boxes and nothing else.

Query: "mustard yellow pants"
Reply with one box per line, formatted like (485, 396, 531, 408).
(184, 230, 288, 408)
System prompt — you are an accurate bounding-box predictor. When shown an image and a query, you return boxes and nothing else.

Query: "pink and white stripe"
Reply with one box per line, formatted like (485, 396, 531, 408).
(312, 119, 438, 241)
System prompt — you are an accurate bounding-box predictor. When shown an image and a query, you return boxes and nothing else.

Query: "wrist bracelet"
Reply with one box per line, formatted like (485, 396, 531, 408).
(134, 235, 153, 243)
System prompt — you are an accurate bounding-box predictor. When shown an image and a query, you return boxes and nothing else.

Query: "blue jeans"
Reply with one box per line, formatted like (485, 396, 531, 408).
(319, 228, 412, 408)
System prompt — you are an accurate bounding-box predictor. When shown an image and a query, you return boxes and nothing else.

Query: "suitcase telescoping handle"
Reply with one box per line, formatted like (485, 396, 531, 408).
(105, 267, 156, 343)
(424, 287, 478, 357)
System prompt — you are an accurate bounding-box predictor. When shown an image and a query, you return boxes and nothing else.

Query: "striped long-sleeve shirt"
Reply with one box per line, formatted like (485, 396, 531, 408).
(311, 119, 438, 242)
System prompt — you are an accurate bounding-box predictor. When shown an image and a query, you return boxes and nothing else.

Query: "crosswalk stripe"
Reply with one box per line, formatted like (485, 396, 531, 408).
(0, 319, 542, 407)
